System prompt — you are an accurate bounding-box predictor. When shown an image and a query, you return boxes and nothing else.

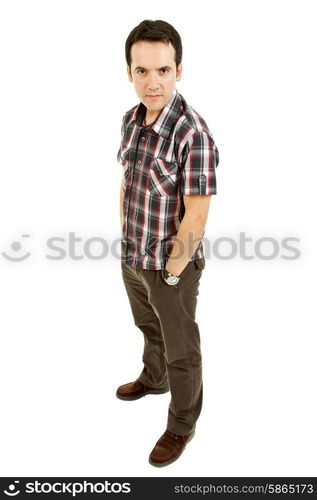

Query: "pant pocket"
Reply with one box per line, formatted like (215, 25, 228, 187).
(194, 257, 205, 270)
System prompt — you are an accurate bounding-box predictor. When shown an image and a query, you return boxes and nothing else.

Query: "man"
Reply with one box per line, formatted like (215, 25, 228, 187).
(116, 19, 219, 467)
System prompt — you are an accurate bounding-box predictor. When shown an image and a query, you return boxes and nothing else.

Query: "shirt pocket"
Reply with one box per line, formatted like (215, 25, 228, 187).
(148, 158, 179, 197)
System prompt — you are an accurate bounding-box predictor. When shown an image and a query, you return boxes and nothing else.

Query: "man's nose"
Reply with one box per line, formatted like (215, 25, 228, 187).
(147, 72, 159, 89)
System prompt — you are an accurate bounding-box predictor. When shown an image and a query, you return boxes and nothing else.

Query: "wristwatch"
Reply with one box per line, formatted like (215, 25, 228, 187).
(162, 268, 180, 286)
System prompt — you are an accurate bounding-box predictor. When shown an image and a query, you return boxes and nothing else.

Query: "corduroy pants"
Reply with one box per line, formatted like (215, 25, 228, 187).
(121, 241, 205, 436)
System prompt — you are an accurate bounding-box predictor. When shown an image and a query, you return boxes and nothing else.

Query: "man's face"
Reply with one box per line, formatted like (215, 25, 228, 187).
(127, 40, 182, 114)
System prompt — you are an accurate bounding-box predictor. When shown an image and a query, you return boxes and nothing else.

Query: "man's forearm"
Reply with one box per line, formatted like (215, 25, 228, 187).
(165, 215, 206, 276)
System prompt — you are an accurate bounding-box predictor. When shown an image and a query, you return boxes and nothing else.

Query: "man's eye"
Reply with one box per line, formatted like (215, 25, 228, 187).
(160, 69, 169, 73)
(137, 69, 145, 74)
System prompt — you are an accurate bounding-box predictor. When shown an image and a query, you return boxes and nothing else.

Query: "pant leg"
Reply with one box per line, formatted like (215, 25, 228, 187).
(121, 259, 169, 390)
(139, 257, 205, 436)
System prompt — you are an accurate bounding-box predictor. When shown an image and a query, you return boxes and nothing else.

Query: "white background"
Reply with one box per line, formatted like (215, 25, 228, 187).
(0, 0, 316, 477)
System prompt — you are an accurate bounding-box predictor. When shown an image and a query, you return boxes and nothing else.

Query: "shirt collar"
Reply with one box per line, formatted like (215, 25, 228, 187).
(131, 89, 184, 139)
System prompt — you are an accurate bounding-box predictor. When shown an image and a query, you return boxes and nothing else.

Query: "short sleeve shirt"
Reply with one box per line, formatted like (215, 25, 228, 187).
(117, 88, 219, 270)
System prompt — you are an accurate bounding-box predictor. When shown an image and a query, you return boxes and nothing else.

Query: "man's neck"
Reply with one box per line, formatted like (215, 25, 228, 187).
(144, 110, 160, 127)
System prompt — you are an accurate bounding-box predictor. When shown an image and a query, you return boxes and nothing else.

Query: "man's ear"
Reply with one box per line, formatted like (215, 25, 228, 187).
(176, 63, 183, 81)
(127, 65, 133, 82)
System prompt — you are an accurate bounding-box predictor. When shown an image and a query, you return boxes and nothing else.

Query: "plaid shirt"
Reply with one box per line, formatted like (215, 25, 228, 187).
(118, 88, 219, 270)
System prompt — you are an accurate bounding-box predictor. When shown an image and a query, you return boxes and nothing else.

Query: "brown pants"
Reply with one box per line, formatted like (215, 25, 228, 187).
(121, 241, 205, 436)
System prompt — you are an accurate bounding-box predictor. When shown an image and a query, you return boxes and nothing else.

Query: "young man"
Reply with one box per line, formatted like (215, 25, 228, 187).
(116, 20, 219, 467)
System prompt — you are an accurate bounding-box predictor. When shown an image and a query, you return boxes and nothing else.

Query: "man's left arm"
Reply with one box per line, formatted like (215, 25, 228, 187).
(165, 194, 212, 276)
(165, 129, 218, 276)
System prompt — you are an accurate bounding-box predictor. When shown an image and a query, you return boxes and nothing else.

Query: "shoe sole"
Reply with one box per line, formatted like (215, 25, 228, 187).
(148, 430, 195, 468)
(116, 387, 170, 401)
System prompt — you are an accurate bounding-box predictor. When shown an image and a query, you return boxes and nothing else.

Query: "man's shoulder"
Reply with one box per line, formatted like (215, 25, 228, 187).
(177, 94, 213, 138)
(125, 103, 138, 118)
(122, 103, 139, 126)
(118, 105, 138, 136)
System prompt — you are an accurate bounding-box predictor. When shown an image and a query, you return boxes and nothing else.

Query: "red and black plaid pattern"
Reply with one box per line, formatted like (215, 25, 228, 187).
(117, 89, 219, 270)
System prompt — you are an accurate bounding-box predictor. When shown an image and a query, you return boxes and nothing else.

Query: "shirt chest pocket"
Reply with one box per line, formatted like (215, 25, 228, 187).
(148, 158, 179, 197)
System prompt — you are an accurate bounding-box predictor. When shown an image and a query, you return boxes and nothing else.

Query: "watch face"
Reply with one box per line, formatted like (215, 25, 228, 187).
(167, 275, 179, 285)
(163, 269, 180, 286)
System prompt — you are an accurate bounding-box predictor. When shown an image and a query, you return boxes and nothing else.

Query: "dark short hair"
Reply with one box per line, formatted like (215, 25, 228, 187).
(125, 19, 182, 70)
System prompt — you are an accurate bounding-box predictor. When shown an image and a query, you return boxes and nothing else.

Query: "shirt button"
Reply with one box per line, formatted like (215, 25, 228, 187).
(138, 160, 142, 164)
(141, 137, 145, 141)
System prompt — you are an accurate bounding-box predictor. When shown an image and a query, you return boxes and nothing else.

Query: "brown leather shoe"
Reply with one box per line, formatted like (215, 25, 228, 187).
(116, 379, 169, 401)
(149, 429, 195, 467)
